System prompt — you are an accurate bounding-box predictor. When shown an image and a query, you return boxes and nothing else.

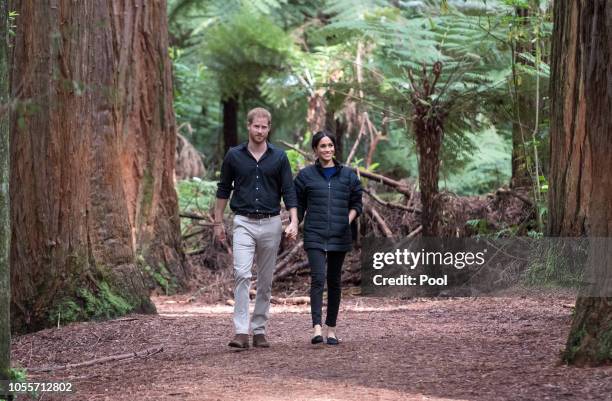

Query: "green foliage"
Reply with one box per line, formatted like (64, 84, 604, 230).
(441, 125, 511, 194)
(286, 149, 306, 173)
(9, 367, 27, 382)
(49, 281, 135, 326)
(523, 242, 585, 289)
(136, 255, 177, 295)
(563, 323, 587, 363)
(0, 367, 33, 400)
(177, 178, 217, 215)
(202, 10, 294, 99)
(465, 218, 491, 235)
(170, 47, 222, 154)
(168, 0, 554, 200)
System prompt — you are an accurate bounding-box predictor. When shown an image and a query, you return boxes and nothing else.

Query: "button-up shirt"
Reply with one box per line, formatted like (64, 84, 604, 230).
(216, 142, 298, 215)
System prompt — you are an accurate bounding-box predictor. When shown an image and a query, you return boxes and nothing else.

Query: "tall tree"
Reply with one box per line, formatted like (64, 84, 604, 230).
(510, 3, 538, 190)
(0, 0, 9, 382)
(549, 0, 612, 365)
(10, 0, 188, 332)
(222, 96, 238, 154)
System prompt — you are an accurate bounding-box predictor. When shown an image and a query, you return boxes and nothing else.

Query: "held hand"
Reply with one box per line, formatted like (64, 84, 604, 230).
(213, 224, 226, 244)
(284, 221, 298, 241)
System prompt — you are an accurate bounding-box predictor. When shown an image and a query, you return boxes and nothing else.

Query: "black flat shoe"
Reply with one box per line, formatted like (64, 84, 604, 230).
(311, 335, 323, 344)
(326, 336, 339, 345)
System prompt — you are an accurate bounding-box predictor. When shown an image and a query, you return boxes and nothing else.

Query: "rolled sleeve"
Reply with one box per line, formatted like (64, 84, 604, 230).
(280, 154, 298, 210)
(216, 152, 234, 199)
(349, 171, 363, 216)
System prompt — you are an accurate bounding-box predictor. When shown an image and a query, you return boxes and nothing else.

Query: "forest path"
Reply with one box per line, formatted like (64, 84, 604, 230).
(11, 295, 612, 401)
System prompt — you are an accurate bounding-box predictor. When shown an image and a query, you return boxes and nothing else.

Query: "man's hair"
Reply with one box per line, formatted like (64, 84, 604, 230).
(247, 107, 272, 125)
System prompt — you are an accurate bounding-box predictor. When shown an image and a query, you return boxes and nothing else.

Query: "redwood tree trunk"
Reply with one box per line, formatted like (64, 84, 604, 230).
(549, 0, 612, 365)
(10, 0, 188, 332)
(0, 0, 9, 380)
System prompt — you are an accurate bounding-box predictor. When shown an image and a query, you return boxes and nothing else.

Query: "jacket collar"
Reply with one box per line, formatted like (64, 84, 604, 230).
(314, 158, 343, 177)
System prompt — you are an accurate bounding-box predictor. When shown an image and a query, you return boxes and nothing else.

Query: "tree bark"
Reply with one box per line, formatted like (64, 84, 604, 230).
(549, 0, 612, 366)
(548, 1, 595, 237)
(510, 6, 537, 189)
(0, 0, 9, 381)
(306, 90, 326, 134)
(410, 63, 444, 237)
(334, 116, 345, 160)
(10, 0, 188, 332)
(222, 96, 238, 154)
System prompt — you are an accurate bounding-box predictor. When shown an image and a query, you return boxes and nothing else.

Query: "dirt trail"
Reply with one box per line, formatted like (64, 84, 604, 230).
(11, 295, 612, 401)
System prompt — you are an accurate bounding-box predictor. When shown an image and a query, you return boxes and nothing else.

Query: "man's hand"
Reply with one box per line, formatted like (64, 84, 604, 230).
(284, 220, 298, 241)
(213, 223, 226, 244)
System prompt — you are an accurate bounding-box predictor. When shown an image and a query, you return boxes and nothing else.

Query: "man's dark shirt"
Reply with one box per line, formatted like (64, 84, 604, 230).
(216, 142, 298, 215)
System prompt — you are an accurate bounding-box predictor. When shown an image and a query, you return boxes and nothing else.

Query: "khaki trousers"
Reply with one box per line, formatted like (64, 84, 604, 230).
(232, 215, 283, 335)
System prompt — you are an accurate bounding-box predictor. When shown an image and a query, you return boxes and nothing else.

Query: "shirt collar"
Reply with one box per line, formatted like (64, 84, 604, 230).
(239, 141, 274, 154)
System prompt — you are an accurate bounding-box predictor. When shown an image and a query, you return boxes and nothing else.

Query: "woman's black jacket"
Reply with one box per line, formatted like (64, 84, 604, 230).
(294, 159, 363, 252)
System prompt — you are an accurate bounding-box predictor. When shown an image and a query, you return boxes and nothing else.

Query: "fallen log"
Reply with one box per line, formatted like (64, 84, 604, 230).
(275, 261, 310, 281)
(363, 187, 420, 213)
(29, 346, 164, 372)
(365, 205, 393, 237)
(352, 168, 412, 197)
(275, 240, 304, 273)
(270, 296, 310, 305)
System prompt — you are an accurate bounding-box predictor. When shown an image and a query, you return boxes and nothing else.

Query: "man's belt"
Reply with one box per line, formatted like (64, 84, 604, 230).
(238, 212, 280, 219)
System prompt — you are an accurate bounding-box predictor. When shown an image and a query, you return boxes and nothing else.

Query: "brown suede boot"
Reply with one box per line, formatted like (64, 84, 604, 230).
(252, 334, 270, 348)
(228, 334, 249, 349)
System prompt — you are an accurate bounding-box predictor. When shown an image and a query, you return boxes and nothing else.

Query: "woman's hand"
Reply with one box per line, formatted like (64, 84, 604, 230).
(284, 220, 298, 241)
(348, 209, 358, 224)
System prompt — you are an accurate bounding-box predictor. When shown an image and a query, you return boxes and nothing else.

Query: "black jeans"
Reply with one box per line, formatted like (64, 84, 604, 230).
(306, 249, 346, 327)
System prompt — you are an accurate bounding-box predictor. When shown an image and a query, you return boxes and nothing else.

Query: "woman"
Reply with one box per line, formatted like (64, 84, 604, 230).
(294, 131, 363, 345)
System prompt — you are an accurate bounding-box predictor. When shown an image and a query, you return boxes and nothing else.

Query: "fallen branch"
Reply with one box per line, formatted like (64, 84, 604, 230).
(346, 112, 368, 165)
(186, 248, 206, 256)
(270, 296, 310, 305)
(362, 187, 420, 213)
(29, 346, 164, 372)
(407, 225, 423, 239)
(179, 212, 213, 221)
(275, 261, 310, 281)
(182, 228, 207, 240)
(351, 167, 412, 197)
(275, 241, 304, 273)
(279, 141, 313, 161)
(188, 279, 234, 302)
(365, 205, 393, 237)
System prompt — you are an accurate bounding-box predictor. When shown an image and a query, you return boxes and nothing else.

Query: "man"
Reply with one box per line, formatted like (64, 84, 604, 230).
(214, 107, 298, 349)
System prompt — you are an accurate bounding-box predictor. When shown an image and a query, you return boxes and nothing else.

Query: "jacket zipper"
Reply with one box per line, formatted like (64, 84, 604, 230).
(325, 179, 331, 251)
